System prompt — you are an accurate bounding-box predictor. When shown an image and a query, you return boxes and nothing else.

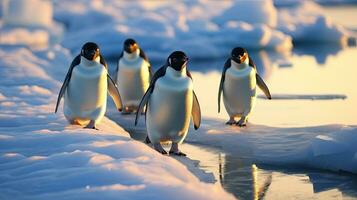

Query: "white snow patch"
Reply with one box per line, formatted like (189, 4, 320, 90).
(214, 0, 278, 27)
(0, 28, 49, 47)
(17, 85, 52, 96)
(0, 134, 13, 139)
(0, 92, 6, 101)
(55, 0, 292, 60)
(2, 0, 53, 27)
(277, 1, 354, 44)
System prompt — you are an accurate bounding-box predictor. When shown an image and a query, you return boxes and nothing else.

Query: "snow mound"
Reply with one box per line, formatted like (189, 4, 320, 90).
(277, 1, 355, 44)
(0, 46, 235, 199)
(2, 0, 53, 27)
(214, 0, 278, 27)
(55, 0, 354, 60)
(0, 28, 49, 47)
(0, 0, 63, 47)
(54, 0, 292, 60)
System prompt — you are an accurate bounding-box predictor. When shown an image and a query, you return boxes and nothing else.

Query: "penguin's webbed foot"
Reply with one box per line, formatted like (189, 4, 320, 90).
(169, 151, 187, 157)
(226, 117, 236, 126)
(84, 120, 98, 130)
(236, 117, 247, 127)
(69, 119, 80, 125)
(157, 149, 168, 155)
(144, 136, 151, 144)
(169, 142, 186, 156)
(153, 143, 167, 155)
(84, 126, 99, 130)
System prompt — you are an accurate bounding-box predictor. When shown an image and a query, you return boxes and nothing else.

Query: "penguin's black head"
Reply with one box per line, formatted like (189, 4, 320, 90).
(81, 42, 100, 61)
(124, 38, 138, 54)
(168, 51, 188, 71)
(231, 47, 248, 64)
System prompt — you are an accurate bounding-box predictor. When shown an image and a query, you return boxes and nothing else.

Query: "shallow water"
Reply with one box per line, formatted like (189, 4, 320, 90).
(107, 5, 357, 200)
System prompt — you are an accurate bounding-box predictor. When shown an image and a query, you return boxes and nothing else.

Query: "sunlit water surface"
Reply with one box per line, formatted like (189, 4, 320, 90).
(107, 6, 357, 200)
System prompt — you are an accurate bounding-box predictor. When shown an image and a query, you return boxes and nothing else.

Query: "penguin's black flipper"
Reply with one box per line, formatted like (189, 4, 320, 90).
(186, 70, 201, 130)
(248, 56, 257, 70)
(139, 48, 153, 79)
(99, 55, 108, 70)
(192, 91, 201, 130)
(218, 58, 231, 113)
(135, 86, 152, 126)
(256, 74, 272, 99)
(55, 55, 81, 113)
(100, 54, 123, 109)
(107, 75, 123, 111)
(248, 56, 271, 99)
(139, 48, 149, 62)
(135, 65, 168, 126)
(113, 51, 124, 82)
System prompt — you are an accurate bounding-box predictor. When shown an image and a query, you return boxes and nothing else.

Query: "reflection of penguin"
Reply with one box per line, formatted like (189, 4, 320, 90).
(55, 42, 122, 129)
(135, 51, 201, 156)
(115, 38, 151, 114)
(218, 47, 271, 126)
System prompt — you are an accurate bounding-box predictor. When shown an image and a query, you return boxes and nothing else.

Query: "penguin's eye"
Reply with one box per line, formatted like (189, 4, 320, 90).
(172, 57, 188, 62)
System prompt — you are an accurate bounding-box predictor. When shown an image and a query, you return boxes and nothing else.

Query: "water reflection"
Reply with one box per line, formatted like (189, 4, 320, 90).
(211, 150, 357, 199)
(293, 43, 345, 65)
(308, 171, 357, 197)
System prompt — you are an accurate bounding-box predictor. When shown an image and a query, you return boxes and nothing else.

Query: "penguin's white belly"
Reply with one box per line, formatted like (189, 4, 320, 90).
(147, 77, 193, 143)
(223, 67, 257, 116)
(117, 58, 150, 107)
(64, 64, 107, 122)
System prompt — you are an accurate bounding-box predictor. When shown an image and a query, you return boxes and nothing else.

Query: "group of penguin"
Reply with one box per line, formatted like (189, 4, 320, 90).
(55, 39, 272, 156)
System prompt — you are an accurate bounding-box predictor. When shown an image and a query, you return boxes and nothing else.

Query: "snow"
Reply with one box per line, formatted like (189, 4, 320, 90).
(54, 0, 292, 60)
(52, 0, 356, 60)
(277, 1, 354, 45)
(183, 120, 357, 174)
(0, 46, 235, 199)
(2, 0, 53, 27)
(214, 0, 278, 27)
(1, 0, 357, 199)
(0, 0, 63, 47)
(0, 28, 49, 47)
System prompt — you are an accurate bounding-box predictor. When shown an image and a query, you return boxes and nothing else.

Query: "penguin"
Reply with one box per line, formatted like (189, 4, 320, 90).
(114, 38, 152, 114)
(55, 42, 123, 129)
(218, 47, 271, 127)
(135, 51, 201, 156)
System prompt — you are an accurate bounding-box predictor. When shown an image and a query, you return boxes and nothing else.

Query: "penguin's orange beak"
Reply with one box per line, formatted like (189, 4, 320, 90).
(124, 43, 138, 53)
(239, 53, 247, 64)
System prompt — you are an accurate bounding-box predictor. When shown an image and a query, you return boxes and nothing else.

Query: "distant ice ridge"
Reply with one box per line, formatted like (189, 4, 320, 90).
(0, 46, 235, 200)
(53, 0, 355, 60)
(55, 0, 292, 60)
(277, 1, 356, 45)
(0, 0, 63, 47)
